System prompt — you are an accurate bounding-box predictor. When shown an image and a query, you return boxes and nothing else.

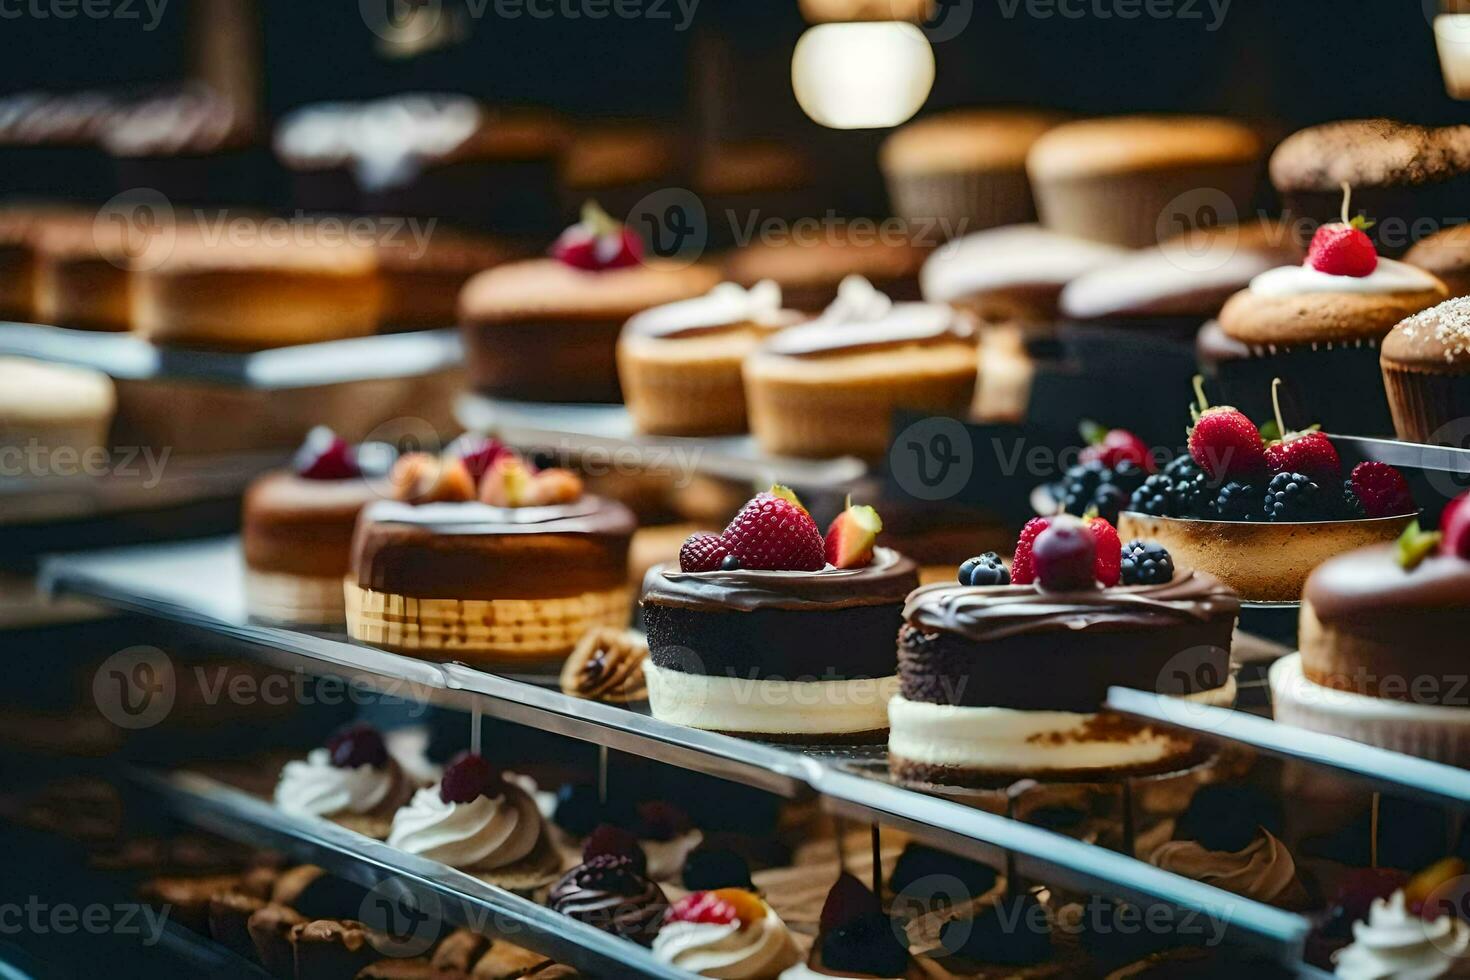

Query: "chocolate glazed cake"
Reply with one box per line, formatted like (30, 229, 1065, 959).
(640, 548, 919, 743)
(889, 573, 1240, 786)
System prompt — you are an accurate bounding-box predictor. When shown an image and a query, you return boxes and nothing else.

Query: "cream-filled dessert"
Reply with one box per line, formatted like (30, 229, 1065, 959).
(1333, 890, 1470, 978)
(642, 490, 919, 742)
(654, 889, 802, 979)
(273, 723, 416, 840)
(889, 516, 1239, 786)
(386, 751, 559, 891)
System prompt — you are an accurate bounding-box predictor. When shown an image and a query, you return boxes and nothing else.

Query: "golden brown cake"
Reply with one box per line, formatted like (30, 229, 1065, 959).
(0, 357, 115, 458)
(0, 204, 86, 321)
(723, 223, 930, 313)
(1381, 296, 1470, 445)
(1026, 115, 1263, 248)
(32, 212, 142, 331)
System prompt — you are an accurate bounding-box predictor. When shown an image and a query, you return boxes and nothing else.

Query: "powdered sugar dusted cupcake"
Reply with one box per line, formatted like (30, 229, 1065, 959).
(1381, 296, 1470, 446)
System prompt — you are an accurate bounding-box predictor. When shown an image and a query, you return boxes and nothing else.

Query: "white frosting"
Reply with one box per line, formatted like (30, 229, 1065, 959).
(653, 905, 802, 978)
(780, 965, 902, 980)
(627, 281, 789, 339)
(274, 748, 396, 818)
(1334, 891, 1470, 979)
(922, 224, 1128, 303)
(886, 680, 1235, 773)
(1059, 244, 1286, 319)
(820, 274, 895, 323)
(645, 660, 898, 736)
(1249, 258, 1441, 298)
(387, 784, 541, 871)
(763, 277, 972, 358)
(363, 496, 601, 529)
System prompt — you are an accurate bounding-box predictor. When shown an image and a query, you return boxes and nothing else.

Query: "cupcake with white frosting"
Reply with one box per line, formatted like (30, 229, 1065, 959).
(1334, 890, 1470, 978)
(386, 751, 560, 891)
(273, 723, 417, 840)
(653, 888, 802, 978)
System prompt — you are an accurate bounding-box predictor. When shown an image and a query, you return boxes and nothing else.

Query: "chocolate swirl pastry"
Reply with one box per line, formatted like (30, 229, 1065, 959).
(548, 855, 668, 946)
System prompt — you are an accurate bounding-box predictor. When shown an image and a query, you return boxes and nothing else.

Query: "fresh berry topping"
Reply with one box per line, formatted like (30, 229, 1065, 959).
(1351, 462, 1415, 518)
(666, 891, 740, 928)
(720, 554, 741, 571)
(768, 484, 810, 517)
(1265, 472, 1323, 522)
(1119, 540, 1174, 586)
(1441, 492, 1470, 560)
(958, 552, 1010, 586)
(820, 872, 886, 932)
(1215, 481, 1262, 522)
(439, 752, 504, 805)
(1032, 516, 1098, 592)
(477, 454, 536, 507)
(1163, 453, 1201, 480)
(634, 801, 692, 842)
(1129, 474, 1176, 517)
(1110, 459, 1148, 495)
(1265, 430, 1341, 486)
(293, 426, 360, 480)
(1306, 222, 1378, 278)
(1009, 517, 1053, 586)
(324, 722, 389, 769)
(1088, 484, 1126, 525)
(1338, 483, 1367, 519)
(552, 783, 607, 837)
(680, 532, 731, 573)
(1172, 468, 1220, 520)
(449, 435, 511, 484)
(1396, 521, 1443, 571)
(824, 501, 882, 569)
(583, 824, 648, 876)
(1086, 518, 1122, 587)
(551, 201, 643, 271)
(1187, 377, 1266, 481)
(721, 492, 825, 571)
(391, 453, 477, 504)
(1079, 422, 1155, 472)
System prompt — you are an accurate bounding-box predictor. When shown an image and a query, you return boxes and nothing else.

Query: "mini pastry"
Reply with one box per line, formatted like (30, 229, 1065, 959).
(459, 203, 720, 402)
(132, 220, 383, 350)
(1271, 504, 1470, 767)
(139, 873, 255, 933)
(242, 427, 384, 626)
(559, 627, 649, 703)
(0, 357, 114, 458)
(1405, 222, 1470, 298)
(248, 903, 307, 975)
(290, 919, 383, 980)
(1380, 296, 1470, 445)
(616, 280, 801, 436)
(653, 889, 802, 978)
(723, 224, 929, 313)
(548, 852, 669, 945)
(743, 276, 977, 460)
(1217, 189, 1449, 435)
(32, 211, 140, 331)
(889, 516, 1239, 786)
(1333, 890, 1470, 977)
(642, 490, 919, 742)
(274, 723, 418, 839)
(375, 229, 517, 330)
(1026, 115, 1262, 248)
(880, 110, 1062, 236)
(346, 450, 636, 666)
(780, 873, 930, 979)
(387, 752, 560, 891)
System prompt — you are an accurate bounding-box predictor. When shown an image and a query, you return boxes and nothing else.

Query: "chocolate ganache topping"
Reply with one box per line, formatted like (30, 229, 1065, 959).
(903, 570, 1240, 643)
(359, 496, 632, 536)
(641, 547, 918, 612)
(548, 855, 668, 946)
(1304, 545, 1470, 626)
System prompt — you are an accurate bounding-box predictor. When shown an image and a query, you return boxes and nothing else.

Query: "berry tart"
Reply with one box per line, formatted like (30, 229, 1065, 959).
(1270, 493, 1470, 766)
(458, 203, 720, 403)
(548, 841, 669, 946)
(1117, 379, 1418, 603)
(779, 873, 933, 980)
(242, 427, 384, 626)
(346, 448, 636, 666)
(652, 889, 802, 978)
(1216, 186, 1449, 435)
(742, 276, 977, 460)
(616, 279, 803, 436)
(386, 751, 561, 892)
(272, 724, 418, 840)
(888, 515, 1240, 787)
(642, 489, 918, 742)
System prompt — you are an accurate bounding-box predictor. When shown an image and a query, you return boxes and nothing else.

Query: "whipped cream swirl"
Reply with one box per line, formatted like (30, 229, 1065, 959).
(653, 904, 802, 978)
(626, 281, 789, 339)
(1334, 890, 1470, 979)
(762, 276, 973, 358)
(1249, 257, 1442, 298)
(387, 784, 542, 871)
(1148, 831, 1304, 906)
(274, 748, 397, 818)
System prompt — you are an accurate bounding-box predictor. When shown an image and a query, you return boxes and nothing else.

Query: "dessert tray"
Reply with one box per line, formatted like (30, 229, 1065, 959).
(42, 534, 1470, 975)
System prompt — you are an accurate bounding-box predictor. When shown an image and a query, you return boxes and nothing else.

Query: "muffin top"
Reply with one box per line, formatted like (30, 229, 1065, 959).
(724, 225, 929, 290)
(1219, 264, 1449, 347)
(1382, 296, 1470, 369)
(460, 258, 720, 322)
(137, 223, 380, 277)
(1026, 115, 1261, 181)
(562, 122, 680, 189)
(921, 224, 1126, 303)
(1404, 223, 1470, 285)
(880, 109, 1062, 174)
(1270, 119, 1470, 191)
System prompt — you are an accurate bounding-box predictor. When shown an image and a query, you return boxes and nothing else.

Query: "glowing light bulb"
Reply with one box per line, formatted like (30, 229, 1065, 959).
(792, 22, 935, 130)
(1438, 14, 1470, 98)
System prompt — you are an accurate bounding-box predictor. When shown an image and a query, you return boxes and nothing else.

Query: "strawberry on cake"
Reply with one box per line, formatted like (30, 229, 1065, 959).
(640, 488, 919, 742)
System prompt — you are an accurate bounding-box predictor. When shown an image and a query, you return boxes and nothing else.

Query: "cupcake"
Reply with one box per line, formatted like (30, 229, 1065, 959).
(1381, 297, 1470, 445)
(1405, 223, 1470, 298)
(560, 121, 682, 222)
(1026, 115, 1263, 248)
(1332, 890, 1470, 977)
(548, 851, 669, 946)
(459, 203, 720, 402)
(387, 752, 561, 892)
(723, 223, 929, 313)
(1271, 119, 1470, 257)
(742, 276, 976, 460)
(617, 280, 801, 435)
(274, 723, 417, 840)
(653, 889, 802, 978)
(781, 873, 932, 979)
(0, 357, 115, 459)
(1217, 192, 1449, 436)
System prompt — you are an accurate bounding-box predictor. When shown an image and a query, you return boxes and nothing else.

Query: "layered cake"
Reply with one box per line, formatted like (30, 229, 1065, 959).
(1270, 498, 1470, 766)
(242, 428, 383, 626)
(272, 723, 417, 840)
(347, 449, 636, 665)
(642, 490, 918, 742)
(889, 515, 1240, 786)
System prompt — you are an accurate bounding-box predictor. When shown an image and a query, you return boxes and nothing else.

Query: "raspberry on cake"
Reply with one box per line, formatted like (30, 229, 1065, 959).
(640, 488, 919, 742)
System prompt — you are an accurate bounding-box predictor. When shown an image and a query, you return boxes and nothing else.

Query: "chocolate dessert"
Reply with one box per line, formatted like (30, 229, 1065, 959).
(548, 853, 669, 945)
